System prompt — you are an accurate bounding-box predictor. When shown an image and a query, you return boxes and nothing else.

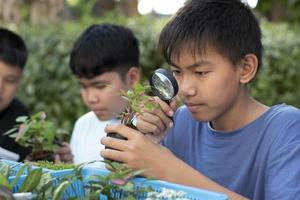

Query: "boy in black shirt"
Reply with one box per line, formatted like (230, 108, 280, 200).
(0, 28, 30, 161)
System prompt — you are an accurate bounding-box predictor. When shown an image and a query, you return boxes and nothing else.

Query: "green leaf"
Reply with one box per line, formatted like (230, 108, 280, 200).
(134, 83, 145, 94)
(126, 195, 136, 200)
(52, 180, 70, 200)
(0, 173, 10, 188)
(120, 181, 134, 192)
(9, 164, 27, 190)
(107, 161, 124, 171)
(36, 172, 52, 192)
(0, 163, 10, 177)
(2, 127, 18, 136)
(16, 116, 29, 123)
(36, 178, 53, 198)
(130, 168, 148, 177)
(19, 168, 43, 192)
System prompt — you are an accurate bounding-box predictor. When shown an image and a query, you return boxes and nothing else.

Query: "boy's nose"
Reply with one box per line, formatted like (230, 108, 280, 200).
(180, 77, 196, 97)
(86, 90, 99, 103)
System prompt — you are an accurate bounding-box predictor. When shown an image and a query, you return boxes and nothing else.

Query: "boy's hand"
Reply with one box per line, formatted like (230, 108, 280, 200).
(101, 124, 181, 179)
(54, 142, 73, 163)
(134, 97, 176, 143)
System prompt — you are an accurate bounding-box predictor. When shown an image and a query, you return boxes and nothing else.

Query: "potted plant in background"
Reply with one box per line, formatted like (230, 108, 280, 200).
(5, 112, 68, 162)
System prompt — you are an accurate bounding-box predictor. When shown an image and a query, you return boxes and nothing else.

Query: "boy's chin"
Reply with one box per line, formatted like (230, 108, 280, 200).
(94, 113, 113, 121)
(191, 113, 212, 122)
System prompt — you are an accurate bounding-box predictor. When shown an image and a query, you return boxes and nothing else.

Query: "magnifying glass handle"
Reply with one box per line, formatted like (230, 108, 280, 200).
(162, 99, 174, 122)
(163, 99, 170, 104)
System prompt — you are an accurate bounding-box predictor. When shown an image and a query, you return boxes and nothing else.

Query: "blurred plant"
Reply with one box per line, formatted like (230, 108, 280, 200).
(32, 160, 75, 171)
(5, 112, 68, 161)
(84, 160, 151, 200)
(83, 160, 188, 199)
(251, 22, 300, 108)
(0, 160, 191, 199)
(0, 162, 70, 200)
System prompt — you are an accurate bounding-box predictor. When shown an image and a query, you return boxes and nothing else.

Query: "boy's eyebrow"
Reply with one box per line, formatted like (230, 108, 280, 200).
(170, 60, 210, 69)
(91, 80, 109, 85)
(79, 80, 109, 86)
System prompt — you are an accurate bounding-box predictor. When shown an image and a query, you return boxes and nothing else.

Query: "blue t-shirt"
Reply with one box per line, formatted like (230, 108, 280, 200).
(162, 104, 300, 200)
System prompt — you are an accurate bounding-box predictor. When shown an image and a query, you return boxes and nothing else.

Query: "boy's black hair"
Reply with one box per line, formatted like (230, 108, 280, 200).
(159, 0, 263, 72)
(70, 24, 139, 79)
(0, 28, 27, 69)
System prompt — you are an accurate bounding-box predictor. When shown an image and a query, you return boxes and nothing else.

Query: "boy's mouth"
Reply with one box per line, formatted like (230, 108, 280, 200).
(185, 102, 205, 113)
(92, 109, 105, 115)
(186, 104, 199, 112)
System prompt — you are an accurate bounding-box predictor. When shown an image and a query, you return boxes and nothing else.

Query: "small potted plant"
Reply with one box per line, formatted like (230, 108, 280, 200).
(5, 112, 68, 162)
(107, 83, 157, 141)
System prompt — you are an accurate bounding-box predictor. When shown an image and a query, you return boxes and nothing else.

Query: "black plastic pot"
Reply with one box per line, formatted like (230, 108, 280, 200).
(25, 150, 55, 162)
(105, 123, 136, 162)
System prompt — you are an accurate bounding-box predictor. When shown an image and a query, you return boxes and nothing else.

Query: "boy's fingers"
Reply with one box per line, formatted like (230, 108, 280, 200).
(142, 101, 174, 126)
(101, 136, 129, 151)
(154, 97, 175, 118)
(57, 146, 70, 154)
(61, 142, 70, 147)
(60, 153, 73, 163)
(55, 143, 73, 163)
(100, 148, 128, 163)
(169, 98, 177, 111)
(137, 113, 166, 135)
(54, 154, 61, 164)
(56, 144, 72, 155)
(136, 117, 162, 135)
(105, 124, 140, 139)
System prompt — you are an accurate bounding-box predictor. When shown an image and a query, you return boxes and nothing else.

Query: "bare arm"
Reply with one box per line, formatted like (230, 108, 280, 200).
(101, 124, 248, 200)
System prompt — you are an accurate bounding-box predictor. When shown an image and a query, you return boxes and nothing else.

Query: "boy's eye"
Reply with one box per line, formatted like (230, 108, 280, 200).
(95, 84, 107, 89)
(171, 70, 181, 77)
(196, 71, 209, 77)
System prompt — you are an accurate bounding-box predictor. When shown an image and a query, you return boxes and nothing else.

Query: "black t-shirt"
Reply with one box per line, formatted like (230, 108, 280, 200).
(0, 99, 31, 161)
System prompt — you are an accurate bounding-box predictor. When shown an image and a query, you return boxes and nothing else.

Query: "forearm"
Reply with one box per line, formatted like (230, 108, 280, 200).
(160, 157, 248, 200)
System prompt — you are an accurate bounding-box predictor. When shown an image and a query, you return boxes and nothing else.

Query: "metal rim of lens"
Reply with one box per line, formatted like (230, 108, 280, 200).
(149, 68, 178, 101)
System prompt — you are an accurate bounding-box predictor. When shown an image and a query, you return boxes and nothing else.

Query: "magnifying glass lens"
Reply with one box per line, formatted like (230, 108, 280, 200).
(150, 68, 178, 103)
(152, 73, 174, 100)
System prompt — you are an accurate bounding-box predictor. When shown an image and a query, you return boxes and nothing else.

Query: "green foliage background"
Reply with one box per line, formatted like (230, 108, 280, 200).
(8, 15, 300, 137)
(252, 22, 300, 107)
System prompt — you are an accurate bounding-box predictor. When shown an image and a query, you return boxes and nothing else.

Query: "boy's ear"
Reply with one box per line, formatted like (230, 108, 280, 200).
(239, 54, 258, 84)
(126, 67, 140, 86)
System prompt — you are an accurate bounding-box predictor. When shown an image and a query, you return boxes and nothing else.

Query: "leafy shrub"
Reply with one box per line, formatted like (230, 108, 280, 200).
(252, 22, 300, 108)
(5, 16, 298, 137)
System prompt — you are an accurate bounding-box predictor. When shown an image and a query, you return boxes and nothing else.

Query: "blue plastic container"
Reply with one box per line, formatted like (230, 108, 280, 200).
(2, 160, 228, 200)
(1, 159, 83, 199)
(0, 159, 32, 176)
(82, 167, 228, 200)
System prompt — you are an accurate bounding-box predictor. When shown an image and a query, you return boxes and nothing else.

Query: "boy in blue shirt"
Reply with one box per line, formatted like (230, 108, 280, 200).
(101, 0, 300, 199)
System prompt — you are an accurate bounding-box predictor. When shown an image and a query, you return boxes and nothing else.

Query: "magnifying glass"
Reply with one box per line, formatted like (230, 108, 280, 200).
(149, 68, 178, 104)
